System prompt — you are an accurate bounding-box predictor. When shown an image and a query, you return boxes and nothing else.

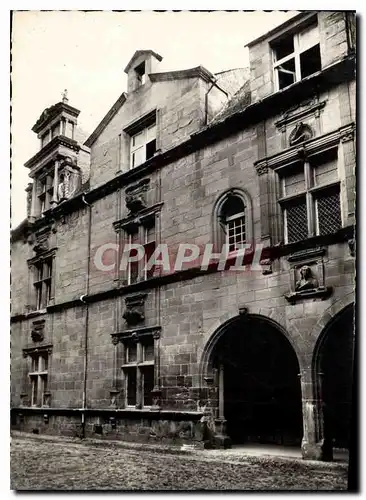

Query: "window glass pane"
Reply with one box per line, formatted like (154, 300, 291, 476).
(226, 216, 246, 251)
(142, 366, 154, 406)
(41, 375, 48, 395)
(313, 158, 338, 186)
(300, 44, 321, 79)
(298, 23, 319, 52)
(132, 147, 145, 168)
(31, 376, 38, 405)
(146, 124, 156, 142)
(316, 191, 342, 235)
(273, 33, 294, 61)
(127, 343, 137, 363)
(285, 198, 308, 243)
(132, 131, 144, 148)
(143, 340, 154, 362)
(126, 369, 137, 406)
(277, 58, 296, 90)
(40, 355, 48, 371)
(31, 356, 38, 372)
(283, 168, 305, 196)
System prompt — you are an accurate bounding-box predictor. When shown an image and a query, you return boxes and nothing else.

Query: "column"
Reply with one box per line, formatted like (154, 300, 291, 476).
(110, 338, 122, 408)
(151, 331, 161, 410)
(135, 341, 142, 409)
(51, 160, 59, 207)
(300, 367, 331, 461)
(213, 364, 231, 448)
(29, 180, 37, 222)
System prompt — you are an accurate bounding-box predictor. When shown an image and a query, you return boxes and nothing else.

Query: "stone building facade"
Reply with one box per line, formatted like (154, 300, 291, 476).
(11, 12, 356, 460)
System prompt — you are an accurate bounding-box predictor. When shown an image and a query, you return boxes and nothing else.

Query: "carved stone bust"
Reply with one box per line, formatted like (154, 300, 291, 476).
(295, 265, 318, 292)
(289, 122, 313, 146)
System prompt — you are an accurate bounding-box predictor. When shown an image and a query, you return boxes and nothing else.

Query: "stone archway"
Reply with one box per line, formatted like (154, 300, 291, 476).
(200, 314, 303, 448)
(312, 303, 355, 460)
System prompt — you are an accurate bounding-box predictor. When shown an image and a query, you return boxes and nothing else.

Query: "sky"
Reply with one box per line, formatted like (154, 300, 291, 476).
(11, 10, 298, 226)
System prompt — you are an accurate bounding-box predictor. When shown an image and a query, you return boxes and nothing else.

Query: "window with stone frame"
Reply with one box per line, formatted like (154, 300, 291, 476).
(125, 218, 156, 285)
(272, 19, 321, 91)
(222, 196, 247, 252)
(122, 336, 154, 408)
(278, 148, 342, 244)
(33, 257, 54, 310)
(214, 190, 252, 254)
(143, 219, 156, 280)
(29, 352, 48, 407)
(125, 228, 140, 286)
(37, 173, 54, 215)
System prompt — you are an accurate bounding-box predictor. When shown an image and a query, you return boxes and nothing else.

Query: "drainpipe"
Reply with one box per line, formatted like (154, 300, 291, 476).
(80, 193, 91, 438)
(204, 77, 229, 125)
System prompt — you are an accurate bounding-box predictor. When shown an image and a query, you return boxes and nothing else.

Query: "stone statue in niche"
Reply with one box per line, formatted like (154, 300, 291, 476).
(289, 122, 313, 146)
(58, 170, 80, 201)
(295, 265, 319, 292)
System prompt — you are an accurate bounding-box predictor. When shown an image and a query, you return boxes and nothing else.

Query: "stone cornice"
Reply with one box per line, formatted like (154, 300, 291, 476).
(254, 122, 355, 174)
(10, 225, 354, 323)
(275, 100, 327, 129)
(149, 65, 215, 84)
(24, 135, 80, 171)
(111, 325, 161, 344)
(32, 102, 80, 134)
(10, 407, 203, 420)
(22, 343, 53, 357)
(113, 202, 164, 232)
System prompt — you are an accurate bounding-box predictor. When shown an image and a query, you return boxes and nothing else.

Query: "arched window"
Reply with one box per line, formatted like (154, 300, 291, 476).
(213, 188, 253, 252)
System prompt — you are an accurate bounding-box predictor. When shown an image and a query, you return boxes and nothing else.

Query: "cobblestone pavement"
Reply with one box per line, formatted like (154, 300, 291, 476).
(11, 435, 348, 491)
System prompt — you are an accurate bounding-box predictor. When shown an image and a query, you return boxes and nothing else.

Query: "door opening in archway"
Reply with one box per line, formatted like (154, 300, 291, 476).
(319, 305, 354, 451)
(212, 316, 303, 446)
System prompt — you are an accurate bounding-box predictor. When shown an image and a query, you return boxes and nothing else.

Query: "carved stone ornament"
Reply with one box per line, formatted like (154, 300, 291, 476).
(122, 293, 147, 326)
(125, 192, 146, 214)
(34, 228, 51, 255)
(295, 265, 319, 292)
(259, 258, 273, 275)
(285, 261, 332, 304)
(289, 122, 313, 147)
(125, 179, 150, 215)
(255, 163, 268, 176)
(31, 319, 45, 342)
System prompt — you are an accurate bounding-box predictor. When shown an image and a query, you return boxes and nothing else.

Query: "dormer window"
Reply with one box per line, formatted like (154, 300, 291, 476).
(272, 21, 321, 91)
(135, 61, 146, 87)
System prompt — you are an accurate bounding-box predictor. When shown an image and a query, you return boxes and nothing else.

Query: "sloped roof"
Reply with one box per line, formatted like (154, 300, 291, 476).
(209, 80, 251, 125)
(124, 50, 163, 73)
(84, 92, 128, 148)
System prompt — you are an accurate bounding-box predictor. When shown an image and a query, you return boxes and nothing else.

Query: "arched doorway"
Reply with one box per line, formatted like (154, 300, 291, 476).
(207, 315, 303, 447)
(314, 304, 355, 456)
